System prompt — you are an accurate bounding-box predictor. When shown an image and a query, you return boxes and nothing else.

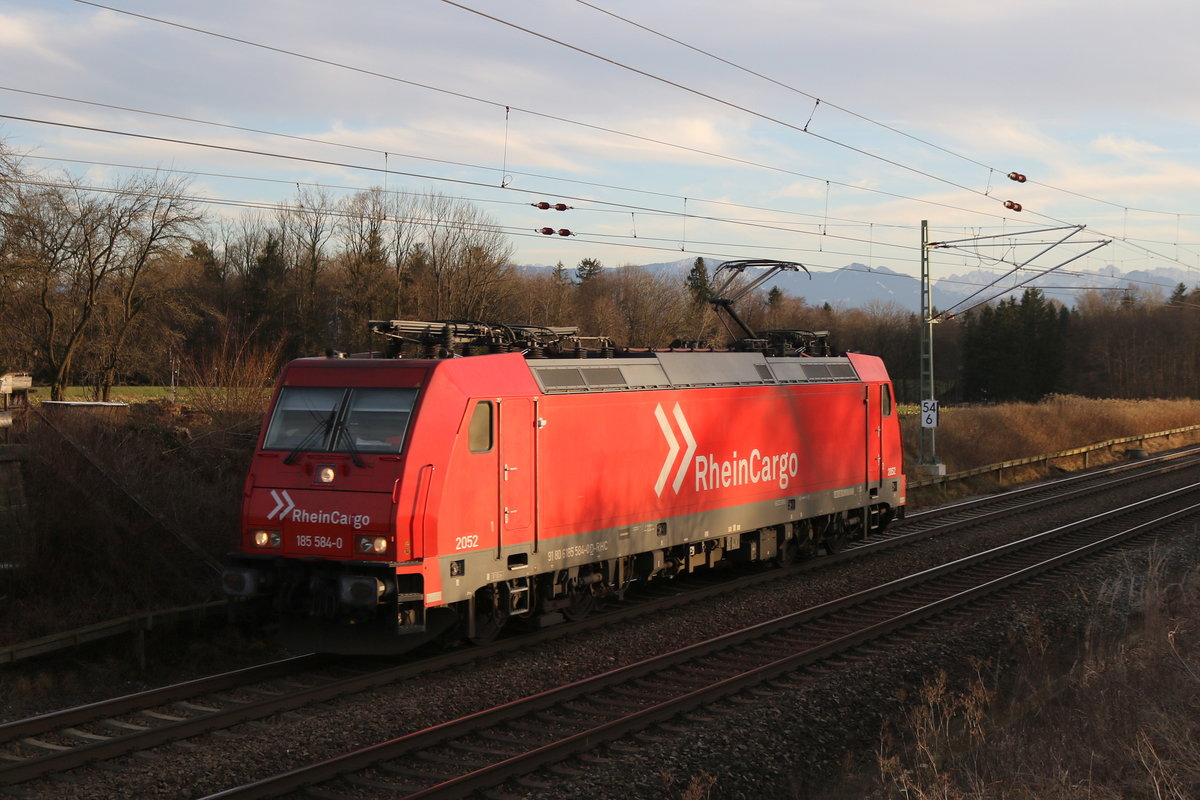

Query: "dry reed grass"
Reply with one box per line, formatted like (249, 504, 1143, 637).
(903, 395, 1200, 473)
(872, 547, 1200, 799)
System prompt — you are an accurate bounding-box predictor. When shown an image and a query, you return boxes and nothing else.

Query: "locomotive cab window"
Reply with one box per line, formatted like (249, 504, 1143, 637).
(263, 387, 419, 455)
(468, 401, 493, 453)
(881, 384, 894, 417)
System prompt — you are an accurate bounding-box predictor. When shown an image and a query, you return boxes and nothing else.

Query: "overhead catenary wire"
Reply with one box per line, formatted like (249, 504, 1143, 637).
(0, 114, 937, 257)
(6, 110, 1190, 303)
(932, 226, 1094, 319)
(25, 149, 1200, 261)
(15, 113, 1173, 302)
(457, 3, 1200, 268)
(0, 171, 916, 268)
(7, 169, 1181, 310)
(572, 0, 1200, 222)
(64, 1, 1200, 230)
(0, 87, 987, 235)
(0, 87, 1010, 228)
(7, 91, 1194, 282)
(63, 3, 1038, 223)
(438, 0, 999, 205)
(9, 130, 1190, 309)
(437, 0, 1200, 264)
(52, 2, 1200, 278)
(5, 2, 1188, 299)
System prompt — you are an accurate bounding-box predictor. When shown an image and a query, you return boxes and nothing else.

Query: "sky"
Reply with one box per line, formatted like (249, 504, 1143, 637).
(2, 0, 1200, 304)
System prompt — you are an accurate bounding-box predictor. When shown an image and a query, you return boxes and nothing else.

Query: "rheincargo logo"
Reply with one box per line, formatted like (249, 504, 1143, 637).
(289, 508, 371, 530)
(653, 402, 696, 497)
(265, 489, 370, 529)
(654, 403, 800, 495)
(694, 449, 800, 491)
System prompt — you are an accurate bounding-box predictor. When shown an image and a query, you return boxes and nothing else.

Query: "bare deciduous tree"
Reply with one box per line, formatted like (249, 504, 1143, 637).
(411, 191, 514, 320)
(0, 167, 201, 399)
(278, 186, 336, 352)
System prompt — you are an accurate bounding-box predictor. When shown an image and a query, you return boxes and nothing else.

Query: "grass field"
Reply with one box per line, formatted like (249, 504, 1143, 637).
(59, 386, 184, 402)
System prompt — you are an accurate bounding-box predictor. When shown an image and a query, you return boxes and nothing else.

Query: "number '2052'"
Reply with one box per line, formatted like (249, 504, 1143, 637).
(455, 535, 479, 550)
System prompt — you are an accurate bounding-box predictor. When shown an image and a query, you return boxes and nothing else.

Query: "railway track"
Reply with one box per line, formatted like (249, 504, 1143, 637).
(1, 447, 1197, 794)
(201, 480, 1200, 799)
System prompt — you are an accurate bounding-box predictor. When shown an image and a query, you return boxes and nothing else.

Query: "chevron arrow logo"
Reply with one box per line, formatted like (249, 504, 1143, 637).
(267, 489, 296, 520)
(654, 402, 697, 496)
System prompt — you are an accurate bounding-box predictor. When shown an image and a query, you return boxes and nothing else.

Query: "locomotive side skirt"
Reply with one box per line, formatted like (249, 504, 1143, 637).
(432, 476, 901, 602)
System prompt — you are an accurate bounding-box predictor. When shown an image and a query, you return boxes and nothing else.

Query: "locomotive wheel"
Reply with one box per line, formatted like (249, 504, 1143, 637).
(823, 533, 848, 555)
(469, 586, 508, 645)
(822, 517, 849, 555)
(796, 540, 820, 560)
(561, 582, 596, 621)
(776, 537, 800, 567)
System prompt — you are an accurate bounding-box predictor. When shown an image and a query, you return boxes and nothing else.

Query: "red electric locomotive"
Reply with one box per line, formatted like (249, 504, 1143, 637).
(222, 261, 906, 653)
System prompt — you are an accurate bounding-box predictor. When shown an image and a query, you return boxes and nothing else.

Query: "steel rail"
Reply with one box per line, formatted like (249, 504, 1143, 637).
(834, 445, 1200, 558)
(0, 654, 326, 744)
(2, 448, 1196, 789)
(902, 444, 1200, 524)
(199, 482, 1200, 800)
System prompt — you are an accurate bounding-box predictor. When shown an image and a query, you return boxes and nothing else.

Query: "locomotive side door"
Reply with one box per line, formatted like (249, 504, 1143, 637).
(866, 383, 884, 488)
(498, 398, 535, 546)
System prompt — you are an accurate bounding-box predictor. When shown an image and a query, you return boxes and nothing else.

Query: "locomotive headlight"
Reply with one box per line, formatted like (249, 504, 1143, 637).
(251, 529, 282, 548)
(356, 535, 389, 555)
(316, 465, 336, 484)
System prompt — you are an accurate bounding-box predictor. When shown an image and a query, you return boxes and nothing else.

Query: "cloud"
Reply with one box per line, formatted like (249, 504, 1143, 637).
(1090, 135, 1165, 159)
(0, 13, 71, 66)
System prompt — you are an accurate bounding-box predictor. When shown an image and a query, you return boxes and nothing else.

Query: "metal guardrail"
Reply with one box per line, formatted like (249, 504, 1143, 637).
(0, 601, 227, 668)
(909, 424, 1200, 489)
(5, 424, 1198, 669)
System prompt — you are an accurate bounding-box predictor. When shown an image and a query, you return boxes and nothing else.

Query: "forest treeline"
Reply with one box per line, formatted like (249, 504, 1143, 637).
(1, 154, 1199, 403)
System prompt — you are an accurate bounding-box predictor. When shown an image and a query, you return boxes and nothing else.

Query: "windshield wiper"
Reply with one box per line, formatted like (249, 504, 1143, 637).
(283, 408, 336, 465)
(331, 418, 365, 467)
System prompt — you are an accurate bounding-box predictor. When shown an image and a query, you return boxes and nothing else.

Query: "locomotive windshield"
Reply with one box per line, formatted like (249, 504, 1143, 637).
(263, 386, 419, 455)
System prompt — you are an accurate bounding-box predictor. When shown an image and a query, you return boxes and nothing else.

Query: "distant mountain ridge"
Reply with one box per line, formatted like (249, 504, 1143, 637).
(516, 257, 1199, 313)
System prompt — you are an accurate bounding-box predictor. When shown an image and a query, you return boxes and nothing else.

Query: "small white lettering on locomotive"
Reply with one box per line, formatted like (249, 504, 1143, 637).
(295, 534, 345, 549)
(693, 449, 800, 491)
(289, 508, 372, 530)
(547, 540, 610, 563)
